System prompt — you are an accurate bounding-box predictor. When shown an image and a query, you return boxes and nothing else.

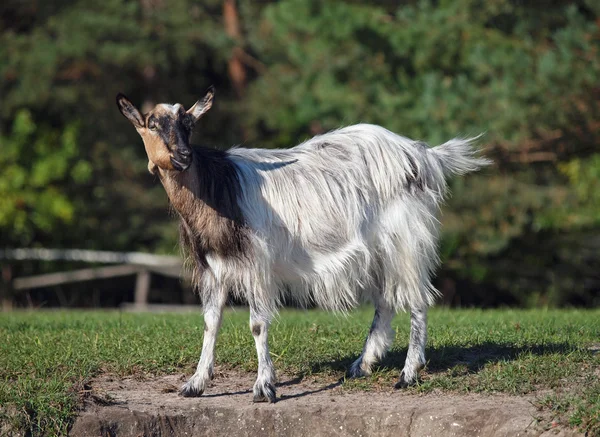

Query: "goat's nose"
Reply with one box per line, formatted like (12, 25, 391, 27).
(179, 148, 192, 157)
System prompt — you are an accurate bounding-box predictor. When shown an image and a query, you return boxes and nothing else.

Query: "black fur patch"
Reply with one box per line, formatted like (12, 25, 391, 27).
(251, 324, 262, 337)
(368, 308, 380, 335)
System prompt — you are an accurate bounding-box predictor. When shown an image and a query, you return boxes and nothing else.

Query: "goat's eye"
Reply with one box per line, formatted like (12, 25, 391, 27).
(182, 116, 194, 129)
(148, 118, 158, 131)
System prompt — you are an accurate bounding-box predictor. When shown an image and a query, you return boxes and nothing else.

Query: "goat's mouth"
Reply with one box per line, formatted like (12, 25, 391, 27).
(171, 148, 192, 171)
(170, 156, 191, 171)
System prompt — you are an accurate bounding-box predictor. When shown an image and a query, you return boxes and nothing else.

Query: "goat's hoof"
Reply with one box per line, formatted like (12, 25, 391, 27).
(179, 387, 203, 397)
(394, 380, 410, 389)
(347, 357, 371, 378)
(347, 365, 368, 379)
(253, 382, 276, 403)
(179, 381, 206, 397)
(395, 371, 416, 389)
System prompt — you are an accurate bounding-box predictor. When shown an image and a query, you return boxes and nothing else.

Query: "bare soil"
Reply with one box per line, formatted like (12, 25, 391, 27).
(70, 369, 581, 437)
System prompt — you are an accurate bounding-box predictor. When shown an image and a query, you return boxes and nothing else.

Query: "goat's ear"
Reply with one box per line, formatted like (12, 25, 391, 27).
(116, 93, 145, 129)
(187, 86, 214, 122)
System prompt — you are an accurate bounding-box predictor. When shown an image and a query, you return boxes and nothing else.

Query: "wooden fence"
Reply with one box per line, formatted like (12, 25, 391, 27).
(0, 248, 191, 311)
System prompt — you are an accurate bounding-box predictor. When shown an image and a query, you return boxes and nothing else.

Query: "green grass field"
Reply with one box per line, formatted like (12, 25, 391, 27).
(1, 308, 599, 436)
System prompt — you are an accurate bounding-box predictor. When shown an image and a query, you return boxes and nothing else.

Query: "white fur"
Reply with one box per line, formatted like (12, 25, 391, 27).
(158, 103, 183, 115)
(226, 124, 488, 314)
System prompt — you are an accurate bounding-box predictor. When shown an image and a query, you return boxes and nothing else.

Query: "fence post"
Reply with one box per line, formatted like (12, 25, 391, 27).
(1, 264, 14, 311)
(134, 270, 151, 307)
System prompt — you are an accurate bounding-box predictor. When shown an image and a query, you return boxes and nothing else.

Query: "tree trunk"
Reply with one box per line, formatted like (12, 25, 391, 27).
(223, 0, 246, 97)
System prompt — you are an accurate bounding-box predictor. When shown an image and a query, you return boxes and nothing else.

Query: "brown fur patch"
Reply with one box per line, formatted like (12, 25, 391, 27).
(139, 129, 175, 171)
(159, 146, 249, 283)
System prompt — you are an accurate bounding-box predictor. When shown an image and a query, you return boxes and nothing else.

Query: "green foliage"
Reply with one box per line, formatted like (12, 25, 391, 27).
(0, 111, 89, 245)
(245, 0, 599, 146)
(0, 0, 598, 305)
(243, 0, 600, 306)
(559, 155, 600, 228)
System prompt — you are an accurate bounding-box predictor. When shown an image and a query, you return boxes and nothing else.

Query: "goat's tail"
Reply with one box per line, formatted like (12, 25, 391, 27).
(429, 136, 492, 177)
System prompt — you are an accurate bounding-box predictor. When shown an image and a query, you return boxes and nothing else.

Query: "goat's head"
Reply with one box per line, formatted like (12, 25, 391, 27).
(116, 87, 214, 173)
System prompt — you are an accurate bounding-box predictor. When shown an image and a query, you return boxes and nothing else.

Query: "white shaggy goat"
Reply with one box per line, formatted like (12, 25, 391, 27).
(116, 88, 489, 402)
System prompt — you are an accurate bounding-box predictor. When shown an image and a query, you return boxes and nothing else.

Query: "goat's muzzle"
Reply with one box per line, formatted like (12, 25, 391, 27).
(171, 147, 192, 171)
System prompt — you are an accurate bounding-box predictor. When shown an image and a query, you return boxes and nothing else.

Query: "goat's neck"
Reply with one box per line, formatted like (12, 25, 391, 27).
(157, 147, 244, 226)
(159, 163, 201, 216)
(157, 147, 248, 260)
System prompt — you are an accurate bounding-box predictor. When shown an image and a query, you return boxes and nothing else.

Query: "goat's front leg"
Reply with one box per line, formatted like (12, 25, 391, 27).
(250, 309, 276, 403)
(180, 292, 226, 397)
(396, 304, 427, 388)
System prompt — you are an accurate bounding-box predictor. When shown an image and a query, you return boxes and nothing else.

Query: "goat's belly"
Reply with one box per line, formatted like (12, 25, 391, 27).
(271, 238, 371, 282)
(270, 240, 373, 310)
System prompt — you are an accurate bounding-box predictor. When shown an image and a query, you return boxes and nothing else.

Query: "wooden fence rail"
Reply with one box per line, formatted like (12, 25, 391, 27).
(0, 248, 181, 266)
(0, 248, 190, 311)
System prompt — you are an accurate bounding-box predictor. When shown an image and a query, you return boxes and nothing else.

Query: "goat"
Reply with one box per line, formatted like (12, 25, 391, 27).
(116, 88, 490, 402)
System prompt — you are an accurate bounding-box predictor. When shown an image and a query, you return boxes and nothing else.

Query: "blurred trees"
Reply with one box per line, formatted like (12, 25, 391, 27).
(1, 0, 598, 307)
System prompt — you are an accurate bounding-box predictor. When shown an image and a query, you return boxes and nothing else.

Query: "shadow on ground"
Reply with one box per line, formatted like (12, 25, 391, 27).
(310, 342, 575, 375)
(259, 342, 575, 402)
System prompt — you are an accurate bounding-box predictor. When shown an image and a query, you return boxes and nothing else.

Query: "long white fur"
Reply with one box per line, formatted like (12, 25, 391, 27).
(182, 123, 489, 399)
(223, 124, 487, 315)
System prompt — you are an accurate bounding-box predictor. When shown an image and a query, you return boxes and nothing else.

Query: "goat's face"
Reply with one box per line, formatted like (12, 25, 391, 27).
(116, 88, 214, 173)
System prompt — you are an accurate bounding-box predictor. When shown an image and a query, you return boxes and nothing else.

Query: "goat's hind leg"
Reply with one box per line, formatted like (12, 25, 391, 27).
(250, 308, 277, 403)
(396, 305, 427, 388)
(349, 300, 395, 378)
(180, 291, 226, 397)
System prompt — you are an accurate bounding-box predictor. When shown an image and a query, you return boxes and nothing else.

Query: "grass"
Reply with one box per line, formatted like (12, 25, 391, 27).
(1, 307, 599, 436)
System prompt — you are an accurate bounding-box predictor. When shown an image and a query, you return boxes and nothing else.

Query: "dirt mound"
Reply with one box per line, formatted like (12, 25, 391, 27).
(70, 371, 580, 437)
